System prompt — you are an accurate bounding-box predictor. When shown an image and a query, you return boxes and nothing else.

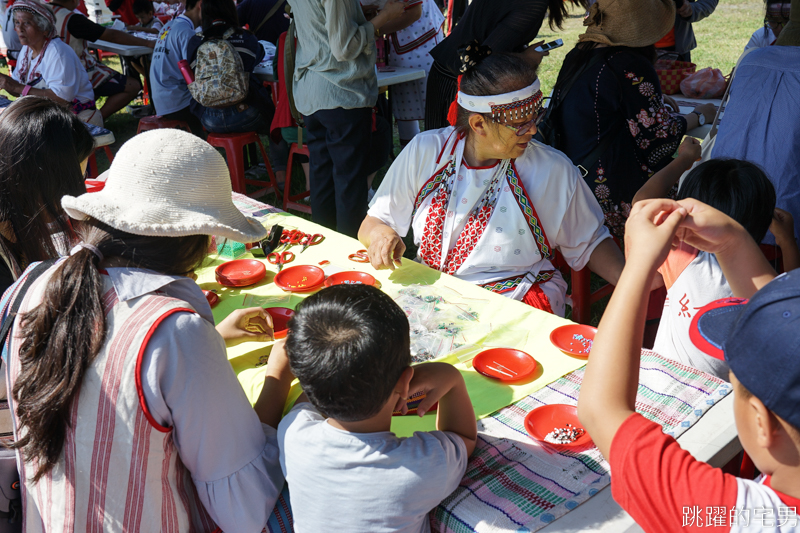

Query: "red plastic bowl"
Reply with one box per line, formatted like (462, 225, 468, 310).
(549, 324, 597, 358)
(215, 259, 267, 287)
(203, 290, 219, 308)
(323, 271, 376, 287)
(473, 348, 537, 382)
(265, 307, 294, 339)
(524, 404, 593, 449)
(274, 265, 325, 292)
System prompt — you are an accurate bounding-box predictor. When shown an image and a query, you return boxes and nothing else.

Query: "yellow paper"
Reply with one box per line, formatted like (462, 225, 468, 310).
(195, 213, 588, 437)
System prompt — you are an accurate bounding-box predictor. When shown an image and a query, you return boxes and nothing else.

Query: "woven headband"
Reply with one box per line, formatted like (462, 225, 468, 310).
(10, 0, 56, 38)
(456, 80, 543, 122)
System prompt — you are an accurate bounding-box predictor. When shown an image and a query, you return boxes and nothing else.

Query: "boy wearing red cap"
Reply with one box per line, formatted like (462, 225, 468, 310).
(578, 197, 799, 532)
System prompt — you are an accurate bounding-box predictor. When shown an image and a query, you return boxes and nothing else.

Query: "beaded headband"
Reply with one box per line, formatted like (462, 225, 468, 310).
(456, 80, 543, 122)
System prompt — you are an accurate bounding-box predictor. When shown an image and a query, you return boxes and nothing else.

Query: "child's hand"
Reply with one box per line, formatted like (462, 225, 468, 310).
(265, 338, 293, 379)
(674, 198, 749, 255)
(395, 362, 461, 417)
(216, 307, 274, 346)
(624, 198, 687, 270)
(676, 137, 701, 167)
(770, 208, 796, 248)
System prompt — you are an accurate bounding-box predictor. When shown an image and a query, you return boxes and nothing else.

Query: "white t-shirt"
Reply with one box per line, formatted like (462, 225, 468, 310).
(278, 402, 468, 533)
(744, 26, 777, 52)
(653, 242, 732, 379)
(12, 38, 95, 104)
(368, 127, 610, 291)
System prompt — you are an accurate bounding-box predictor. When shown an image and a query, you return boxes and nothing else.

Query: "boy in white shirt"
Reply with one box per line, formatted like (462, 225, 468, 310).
(277, 284, 476, 533)
(633, 140, 799, 379)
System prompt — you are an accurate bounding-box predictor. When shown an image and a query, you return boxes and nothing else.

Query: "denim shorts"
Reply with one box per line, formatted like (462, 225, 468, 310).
(200, 104, 269, 134)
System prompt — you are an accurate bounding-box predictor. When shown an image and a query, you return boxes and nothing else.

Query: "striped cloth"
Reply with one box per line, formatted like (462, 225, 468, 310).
(430, 350, 732, 532)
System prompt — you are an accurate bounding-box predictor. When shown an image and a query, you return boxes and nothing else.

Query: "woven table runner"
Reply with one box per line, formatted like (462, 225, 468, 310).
(431, 350, 732, 533)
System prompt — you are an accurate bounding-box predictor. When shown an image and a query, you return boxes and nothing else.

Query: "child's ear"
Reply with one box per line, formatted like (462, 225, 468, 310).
(396, 366, 414, 399)
(751, 395, 779, 448)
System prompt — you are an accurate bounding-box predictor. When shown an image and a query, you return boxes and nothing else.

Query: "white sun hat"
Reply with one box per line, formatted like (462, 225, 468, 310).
(62, 129, 267, 243)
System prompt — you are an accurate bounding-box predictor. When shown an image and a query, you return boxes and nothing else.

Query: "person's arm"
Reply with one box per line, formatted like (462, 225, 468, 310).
(378, 3, 421, 36)
(676, 198, 777, 297)
(632, 137, 701, 205)
(578, 198, 688, 458)
(358, 216, 406, 270)
(682, 0, 718, 23)
(254, 339, 295, 429)
(585, 237, 625, 287)
(0, 73, 69, 104)
(100, 27, 156, 48)
(770, 208, 800, 272)
(325, 0, 402, 62)
(398, 362, 477, 455)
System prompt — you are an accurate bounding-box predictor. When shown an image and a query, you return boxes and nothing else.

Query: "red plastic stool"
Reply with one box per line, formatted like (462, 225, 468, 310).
(206, 132, 279, 198)
(282, 142, 311, 214)
(86, 146, 114, 180)
(137, 115, 192, 134)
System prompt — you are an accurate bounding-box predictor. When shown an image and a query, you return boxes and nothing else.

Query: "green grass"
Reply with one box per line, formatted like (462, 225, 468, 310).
(1, 1, 765, 324)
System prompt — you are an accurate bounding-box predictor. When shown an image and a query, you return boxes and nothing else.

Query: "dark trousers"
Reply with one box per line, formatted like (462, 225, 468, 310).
(304, 107, 374, 238)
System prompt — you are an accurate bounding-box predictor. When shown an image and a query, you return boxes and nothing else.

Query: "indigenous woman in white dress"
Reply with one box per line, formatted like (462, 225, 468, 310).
(372, 0, 444, 144)
(0, 0, 102, 126)
(359, 47, 625, 316)
(0, 131, 291, 532)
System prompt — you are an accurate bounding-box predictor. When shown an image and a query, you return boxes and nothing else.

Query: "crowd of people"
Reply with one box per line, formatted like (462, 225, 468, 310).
(0, 0, 798, 531)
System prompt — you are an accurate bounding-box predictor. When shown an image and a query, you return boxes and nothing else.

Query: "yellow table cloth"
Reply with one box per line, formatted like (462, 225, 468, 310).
(196, 202, 588, 437)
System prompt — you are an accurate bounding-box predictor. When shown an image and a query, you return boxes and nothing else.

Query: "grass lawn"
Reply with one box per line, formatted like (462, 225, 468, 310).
(0, 0, 766, 323)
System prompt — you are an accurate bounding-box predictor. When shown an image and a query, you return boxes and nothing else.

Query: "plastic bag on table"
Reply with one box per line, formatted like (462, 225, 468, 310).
(680, 68, 727, 99)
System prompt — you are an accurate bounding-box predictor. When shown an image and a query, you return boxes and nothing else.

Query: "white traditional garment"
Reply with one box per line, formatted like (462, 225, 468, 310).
(386, 0, 444, 121)
(369, 127, 611, 315)
(12, 39, 102, 125)
(52, 5, 117, 89)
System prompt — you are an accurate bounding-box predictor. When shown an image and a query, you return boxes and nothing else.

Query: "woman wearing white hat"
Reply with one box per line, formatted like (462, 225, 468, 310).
(0, 130, 290, 532)
(360, 50, 624, 317)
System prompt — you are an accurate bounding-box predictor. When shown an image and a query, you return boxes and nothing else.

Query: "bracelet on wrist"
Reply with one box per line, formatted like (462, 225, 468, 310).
(21, 85, 32, 96)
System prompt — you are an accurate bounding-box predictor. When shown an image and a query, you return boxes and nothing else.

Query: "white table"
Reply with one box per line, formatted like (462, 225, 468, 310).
(88, 39, 153, 57)
(540, 394, 739, 532)
(253, 64, 426, 87)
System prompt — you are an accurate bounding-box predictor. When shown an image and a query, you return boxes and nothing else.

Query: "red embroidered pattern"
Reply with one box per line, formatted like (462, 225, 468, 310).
(442, 206, 492, 275)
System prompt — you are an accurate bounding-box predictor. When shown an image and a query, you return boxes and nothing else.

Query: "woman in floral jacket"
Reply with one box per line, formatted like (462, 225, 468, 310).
(549, 0, 715, 238)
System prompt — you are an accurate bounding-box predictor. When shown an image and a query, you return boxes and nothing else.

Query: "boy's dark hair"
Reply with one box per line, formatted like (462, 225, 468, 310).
(285, 285, 411, 422)
(186, 0, 201, 12)
(132, 0, 154, 15)
(677, 159, 776, 243)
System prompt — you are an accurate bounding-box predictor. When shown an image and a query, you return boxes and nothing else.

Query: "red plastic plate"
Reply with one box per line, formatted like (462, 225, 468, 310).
(524, 404, 593, 449)
(215, 259, 267, 287)
(472, 348, 537, 381)
(265, 307, 294, 339)
(203, 290, 219, 308)
(85, 180, 105, 193)
(274, 265, 325, 292)
(549, 324, 597, 358)
(324, 271, 376, 288)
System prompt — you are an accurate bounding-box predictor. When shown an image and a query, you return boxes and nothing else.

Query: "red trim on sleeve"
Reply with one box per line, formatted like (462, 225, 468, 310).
(610, 413, 738, 532)
(135, 307, 196, 433)
(657, 242, 699, 290)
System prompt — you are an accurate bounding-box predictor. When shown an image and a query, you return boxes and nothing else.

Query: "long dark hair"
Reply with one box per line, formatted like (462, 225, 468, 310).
(455, 52, 538, 136)
(11, 221, 209, 482)
(548, 0, 591, 30)
(554, 41, 657, 95)
(201, 0, 244, 40)
(0, 97, 94, 266)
